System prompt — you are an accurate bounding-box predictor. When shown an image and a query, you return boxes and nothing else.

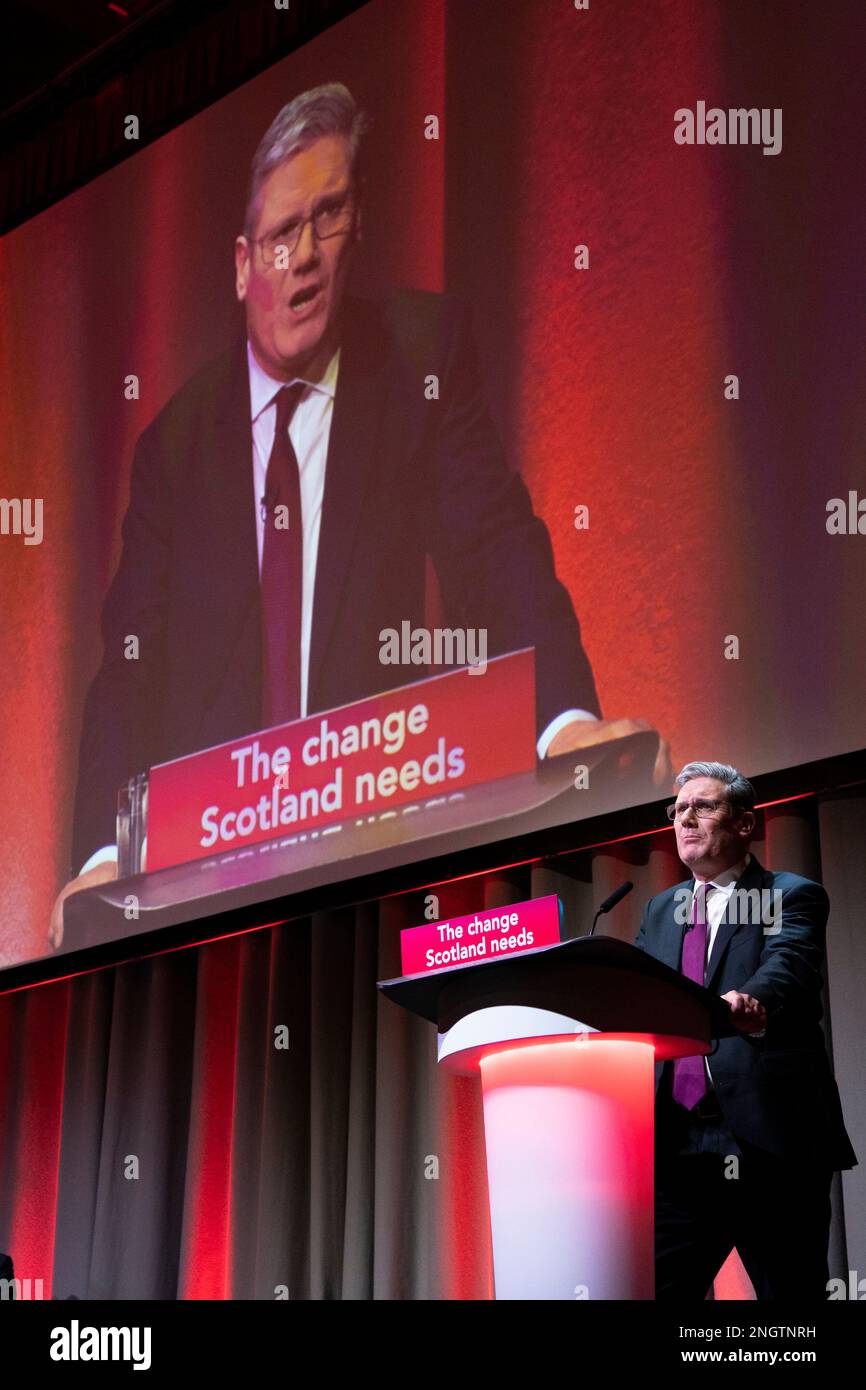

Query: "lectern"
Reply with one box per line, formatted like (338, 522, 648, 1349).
(378, 934, 736, 1300)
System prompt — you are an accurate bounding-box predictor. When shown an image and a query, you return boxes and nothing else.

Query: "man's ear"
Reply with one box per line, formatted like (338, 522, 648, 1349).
(235, 235, 251, 302)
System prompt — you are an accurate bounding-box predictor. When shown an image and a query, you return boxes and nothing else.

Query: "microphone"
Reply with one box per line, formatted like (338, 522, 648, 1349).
(588, 880, 634, 937)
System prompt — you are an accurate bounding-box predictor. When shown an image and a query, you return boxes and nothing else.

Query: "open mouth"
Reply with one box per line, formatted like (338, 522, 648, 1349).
(289, 283, 322, 315)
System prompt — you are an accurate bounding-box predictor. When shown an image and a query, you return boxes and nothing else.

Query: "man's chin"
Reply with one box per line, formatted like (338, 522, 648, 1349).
(678, 844, 704, 868)
(273, 324, 329, 374)
(274, 329, 316, 362)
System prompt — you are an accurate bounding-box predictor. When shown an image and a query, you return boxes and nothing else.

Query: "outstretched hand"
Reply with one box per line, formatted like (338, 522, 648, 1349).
(48, 860, 118, 952)
(545, 717, 672, 787)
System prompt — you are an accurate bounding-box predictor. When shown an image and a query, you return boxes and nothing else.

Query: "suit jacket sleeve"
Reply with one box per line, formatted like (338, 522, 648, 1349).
(70, 418, 173, 875)
(421, 298, 601, 734)
(737, 878, 829, 1019)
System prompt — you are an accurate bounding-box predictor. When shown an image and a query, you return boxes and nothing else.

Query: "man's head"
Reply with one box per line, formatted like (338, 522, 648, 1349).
(668, 761, 756, 879)
(235, 83, 369, 382)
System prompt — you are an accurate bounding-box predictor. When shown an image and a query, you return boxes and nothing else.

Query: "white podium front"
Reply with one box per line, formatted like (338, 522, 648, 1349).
(378, 934, 732, 1302)
(439, 1006, 656, 1300)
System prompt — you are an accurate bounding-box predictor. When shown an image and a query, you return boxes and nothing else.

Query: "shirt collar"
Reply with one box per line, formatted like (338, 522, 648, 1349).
(694, 851, 751, 894)
(247, 340, 340, 423)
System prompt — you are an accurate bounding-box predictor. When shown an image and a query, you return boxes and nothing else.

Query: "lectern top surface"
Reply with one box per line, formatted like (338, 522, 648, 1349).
(377, 934, 737, 1040)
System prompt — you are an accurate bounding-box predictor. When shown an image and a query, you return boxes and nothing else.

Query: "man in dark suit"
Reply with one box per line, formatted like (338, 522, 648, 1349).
(635, 759, 857, 1300)
(51, 82, 662, 947)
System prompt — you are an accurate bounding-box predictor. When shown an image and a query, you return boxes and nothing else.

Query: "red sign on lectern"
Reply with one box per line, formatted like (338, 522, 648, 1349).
(400, 894, 563, 975)
(145, 649, 536, 872)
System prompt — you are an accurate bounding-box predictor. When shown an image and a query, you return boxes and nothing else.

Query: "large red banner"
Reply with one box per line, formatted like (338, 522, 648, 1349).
(146, 649, 536, 872)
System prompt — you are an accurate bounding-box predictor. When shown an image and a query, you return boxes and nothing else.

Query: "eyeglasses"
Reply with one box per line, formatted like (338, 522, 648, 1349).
(251, 192, 356, 268)
(665, 798, 727, 822)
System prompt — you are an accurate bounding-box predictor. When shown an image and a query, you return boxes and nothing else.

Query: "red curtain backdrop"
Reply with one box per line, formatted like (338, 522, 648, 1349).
(0, 979, 69, 1291)
(2, 800, 863, 1299)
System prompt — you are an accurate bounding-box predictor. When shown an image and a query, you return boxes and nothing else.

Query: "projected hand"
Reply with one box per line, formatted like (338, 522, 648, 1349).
(48, 861, 118, 952)
(721, 990, 767, 1035)
(544, 717, 672, 787)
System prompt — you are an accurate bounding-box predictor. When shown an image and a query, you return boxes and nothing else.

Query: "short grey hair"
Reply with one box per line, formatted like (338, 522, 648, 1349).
(244, 82, 371, 237)
(675, 761, 756, 818)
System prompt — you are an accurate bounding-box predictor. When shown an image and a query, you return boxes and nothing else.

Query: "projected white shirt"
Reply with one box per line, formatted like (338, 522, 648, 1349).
(248, 340, 339, 720)
(246, 340, 595, 748)
(76, 343, 594, 874)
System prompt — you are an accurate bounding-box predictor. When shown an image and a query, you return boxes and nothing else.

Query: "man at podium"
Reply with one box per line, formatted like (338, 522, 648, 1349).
(49, 81, 666, 949)
(636, 759, 857, 1300)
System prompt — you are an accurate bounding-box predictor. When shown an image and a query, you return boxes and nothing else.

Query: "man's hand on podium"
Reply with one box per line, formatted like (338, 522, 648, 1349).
(49, 861, 118, 952)
(721, 989, 767, 1035)
(544, 716, 672, 788)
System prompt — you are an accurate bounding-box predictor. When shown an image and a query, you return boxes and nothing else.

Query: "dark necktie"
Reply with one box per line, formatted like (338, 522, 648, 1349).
(260, 382, 306, 727)
(672, 882, 715, 1110)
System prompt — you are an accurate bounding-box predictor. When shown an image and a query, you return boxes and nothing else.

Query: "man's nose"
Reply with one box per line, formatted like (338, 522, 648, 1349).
(293, 220, 320, 266)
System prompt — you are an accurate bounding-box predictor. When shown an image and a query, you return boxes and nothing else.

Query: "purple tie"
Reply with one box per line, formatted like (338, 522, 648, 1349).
(260, 383, 306, 727)
(672, 882, 714, 1110)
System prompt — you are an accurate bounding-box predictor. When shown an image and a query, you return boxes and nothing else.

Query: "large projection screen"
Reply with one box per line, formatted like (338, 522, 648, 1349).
(1, 0, 864, 973)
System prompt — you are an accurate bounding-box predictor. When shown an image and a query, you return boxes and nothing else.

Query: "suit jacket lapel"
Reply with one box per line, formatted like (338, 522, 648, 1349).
(189, 337, 261, 710)
(705, 854, 765, 988)
(308, 295, 392, 709)
(660, 882, 692, 970)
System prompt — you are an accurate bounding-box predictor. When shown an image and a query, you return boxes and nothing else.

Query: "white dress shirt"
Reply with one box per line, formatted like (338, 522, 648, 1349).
(78, 343, 596, 873)
(248, 340, 339, 720)
(693, 852, 757, 1087)
(248, 342, 596, 743)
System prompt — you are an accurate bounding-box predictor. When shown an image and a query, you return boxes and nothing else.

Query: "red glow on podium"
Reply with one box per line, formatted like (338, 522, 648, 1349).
(478, 1038, 656, 1299)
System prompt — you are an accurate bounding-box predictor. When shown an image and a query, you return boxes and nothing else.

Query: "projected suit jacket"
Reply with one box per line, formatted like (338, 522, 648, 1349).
(634, 854, 857, 1172)
(71, 289, 601, 873)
